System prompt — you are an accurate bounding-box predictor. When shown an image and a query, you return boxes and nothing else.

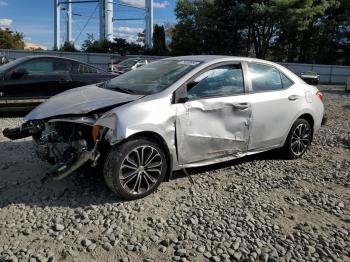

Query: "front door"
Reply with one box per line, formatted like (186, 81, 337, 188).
(175, 63, 252, 165)
(1, 58, 72, 100)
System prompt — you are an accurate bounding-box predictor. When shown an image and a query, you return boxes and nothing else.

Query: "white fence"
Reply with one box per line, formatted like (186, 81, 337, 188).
(1, 49, 350, 84)
(280, 62, 350, 84)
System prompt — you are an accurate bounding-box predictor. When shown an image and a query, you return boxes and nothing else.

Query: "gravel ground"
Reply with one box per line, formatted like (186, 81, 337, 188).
(0, 85, 349, 262)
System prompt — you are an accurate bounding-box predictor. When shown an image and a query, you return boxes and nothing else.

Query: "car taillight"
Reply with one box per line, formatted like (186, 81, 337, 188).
(316, 90, 324, 102)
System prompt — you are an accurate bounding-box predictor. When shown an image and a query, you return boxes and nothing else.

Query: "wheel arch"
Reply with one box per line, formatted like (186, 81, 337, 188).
(297, 113, 315, 132)
(121, 131, 173, 182)
(281, 111, 316, 147)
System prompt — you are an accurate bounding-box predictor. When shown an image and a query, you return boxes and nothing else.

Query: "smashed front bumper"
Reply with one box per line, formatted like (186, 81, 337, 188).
(3, 119, 106, 183)
(41, 146, 100, 183)
(3, 126, 31, 140)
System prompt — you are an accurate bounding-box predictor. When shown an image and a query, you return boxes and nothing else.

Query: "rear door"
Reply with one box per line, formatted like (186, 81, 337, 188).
(244, 62, 300, 150)
(175, 62, 252, 165)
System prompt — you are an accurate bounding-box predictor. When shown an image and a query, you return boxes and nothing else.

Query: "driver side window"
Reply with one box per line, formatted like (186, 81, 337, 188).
(187, 65, 244, 100)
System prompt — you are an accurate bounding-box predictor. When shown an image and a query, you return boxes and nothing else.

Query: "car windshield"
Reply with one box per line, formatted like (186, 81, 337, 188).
(105, 59, 201, 95)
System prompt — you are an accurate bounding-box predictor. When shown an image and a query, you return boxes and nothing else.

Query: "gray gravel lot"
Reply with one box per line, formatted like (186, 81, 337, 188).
(0, 85, 349, 262)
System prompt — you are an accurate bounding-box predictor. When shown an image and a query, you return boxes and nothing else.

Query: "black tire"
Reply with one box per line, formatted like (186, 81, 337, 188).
(103, 138, 167, 200)
(282, 118, 313, 159)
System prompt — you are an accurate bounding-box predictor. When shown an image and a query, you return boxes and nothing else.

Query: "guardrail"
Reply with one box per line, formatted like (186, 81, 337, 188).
(1, 49, 349, 84)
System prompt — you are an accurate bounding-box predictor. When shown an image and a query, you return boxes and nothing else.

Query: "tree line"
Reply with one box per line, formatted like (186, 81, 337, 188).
(1, 0, 349, 65)
(170, 0, 350, 65)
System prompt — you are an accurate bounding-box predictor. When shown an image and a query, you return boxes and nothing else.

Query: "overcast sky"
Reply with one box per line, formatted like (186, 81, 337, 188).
(0, 0, 176, 49)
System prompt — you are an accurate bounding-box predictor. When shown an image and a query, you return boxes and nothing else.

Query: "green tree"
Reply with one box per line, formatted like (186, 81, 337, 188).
(0, 28, 25, 49)
(170, 0, 349, 64)
(152, 24, 167, 55)
(195, 0, 248, 55)
(170, 0, 201, 55)
(81, 34, 143, 55)
(270, 0, 340, 62)
(137, 30, 145, 45)
(60, 41, 78, 52)
(81, 34, 114, 53)
(112, 37, 143, 55)
(311, 0, 350, 64)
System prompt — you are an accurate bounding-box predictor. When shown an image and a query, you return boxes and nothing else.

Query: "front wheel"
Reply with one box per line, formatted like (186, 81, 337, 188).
(103, 138, 167, 200)
(283, 119, 313, 159)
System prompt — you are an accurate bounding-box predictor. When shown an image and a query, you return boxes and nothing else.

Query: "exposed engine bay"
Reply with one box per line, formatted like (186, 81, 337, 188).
(34, 122, 92, 164)
(4, 118, 105, 182)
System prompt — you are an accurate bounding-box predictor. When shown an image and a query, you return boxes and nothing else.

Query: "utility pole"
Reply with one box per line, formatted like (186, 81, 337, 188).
(66, 1, 72, 42)
(54, 0, 61, 50)
(145, 0, 153, 49)
(54, 0, 151, 48)
(99, 0, 113, 41)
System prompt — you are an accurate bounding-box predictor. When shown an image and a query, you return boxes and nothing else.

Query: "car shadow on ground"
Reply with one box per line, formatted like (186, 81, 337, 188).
(0, 139, 287, 209)
(0, 112, 28, 118)
(172, 149, 286, 180)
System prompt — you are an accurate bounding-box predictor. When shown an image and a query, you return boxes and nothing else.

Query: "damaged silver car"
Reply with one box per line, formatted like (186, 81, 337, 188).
(3, 56, 325, 200)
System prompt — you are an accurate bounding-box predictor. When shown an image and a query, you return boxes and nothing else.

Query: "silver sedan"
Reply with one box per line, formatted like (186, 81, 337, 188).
(3, 56, 325, 200)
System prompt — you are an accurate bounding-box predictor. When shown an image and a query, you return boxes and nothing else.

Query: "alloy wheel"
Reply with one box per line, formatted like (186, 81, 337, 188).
(290, 123, 311, 156)
(119, 146, 162, 195)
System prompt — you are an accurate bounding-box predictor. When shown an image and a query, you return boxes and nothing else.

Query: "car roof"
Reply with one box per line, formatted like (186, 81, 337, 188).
(21, 55, 93, 64)
(0, 55, 109, 73)
(164, 55, 281, 65)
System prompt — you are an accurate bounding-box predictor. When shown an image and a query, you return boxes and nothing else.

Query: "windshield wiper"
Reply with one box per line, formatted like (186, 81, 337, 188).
(104, 81, 134, 94)
(110, 86, 134, 94)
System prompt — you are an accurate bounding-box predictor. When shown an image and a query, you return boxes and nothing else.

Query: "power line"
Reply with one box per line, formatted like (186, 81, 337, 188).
(75, 3, 99, 42)
(54, 0, 153, 49)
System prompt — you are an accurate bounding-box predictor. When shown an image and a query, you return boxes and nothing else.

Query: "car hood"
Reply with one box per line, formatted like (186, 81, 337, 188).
(25, 84, 144, 120)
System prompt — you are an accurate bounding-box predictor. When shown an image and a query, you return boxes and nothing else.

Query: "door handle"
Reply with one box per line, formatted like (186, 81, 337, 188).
(288, 95, 299, 101)
(233, 103, 249, 110)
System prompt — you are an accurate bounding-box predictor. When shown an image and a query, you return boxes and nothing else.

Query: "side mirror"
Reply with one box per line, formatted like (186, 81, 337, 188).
(177, 97, 189, 103)
(174, 84, 189, 103)
(11, 68, 28, 79)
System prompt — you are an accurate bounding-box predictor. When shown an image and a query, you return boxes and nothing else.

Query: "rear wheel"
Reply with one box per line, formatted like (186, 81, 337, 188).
(103, 138, 167, 200)
(283, 118, 313, 159)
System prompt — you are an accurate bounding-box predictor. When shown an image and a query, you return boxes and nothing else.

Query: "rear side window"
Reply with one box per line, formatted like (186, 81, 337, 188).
(53, 60, 71, 72)
(280, 72, 294, 88)
(77, 63, 98, 74)
(248, 63, 283, 92)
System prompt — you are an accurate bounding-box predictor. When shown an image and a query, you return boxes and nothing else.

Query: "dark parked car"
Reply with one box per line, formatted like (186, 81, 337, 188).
(110, 57, 157, 75)
(300, 71, 319, 85)
(0, 56, 115, 112)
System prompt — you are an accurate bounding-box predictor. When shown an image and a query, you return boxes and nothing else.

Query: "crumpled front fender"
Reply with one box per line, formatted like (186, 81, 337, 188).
(95, 95, 180, 170)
